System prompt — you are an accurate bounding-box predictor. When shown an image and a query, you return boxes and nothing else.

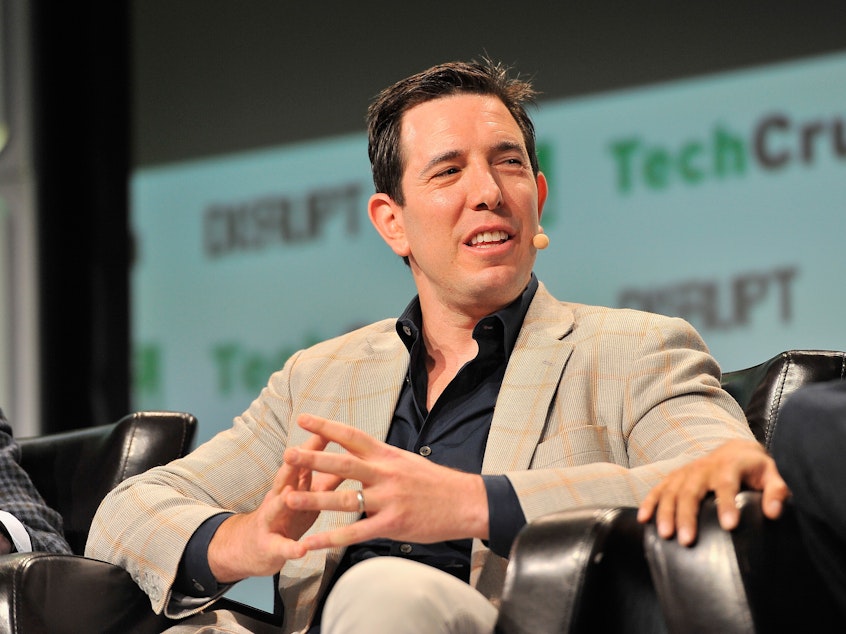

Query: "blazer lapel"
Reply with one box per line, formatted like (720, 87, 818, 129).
(348, 323, 409, 441)
(483, 283, 574, 474)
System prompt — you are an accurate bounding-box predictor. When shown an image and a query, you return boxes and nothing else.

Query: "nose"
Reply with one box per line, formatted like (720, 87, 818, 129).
(470, 165, 503, 211)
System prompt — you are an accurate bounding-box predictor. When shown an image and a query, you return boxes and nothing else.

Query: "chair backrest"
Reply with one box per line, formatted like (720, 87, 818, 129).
(720, 349, 846, 450)
(18, 411, 197, 555)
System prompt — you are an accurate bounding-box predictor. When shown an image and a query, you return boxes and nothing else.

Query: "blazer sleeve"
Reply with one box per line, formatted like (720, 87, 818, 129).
(504, 309, 753, 523)
(85, 321, 400, 622)
(85, 350, 304, 618)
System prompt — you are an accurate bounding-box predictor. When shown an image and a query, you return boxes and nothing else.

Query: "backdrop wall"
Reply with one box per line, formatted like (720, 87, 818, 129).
(131, 47, 846, 610)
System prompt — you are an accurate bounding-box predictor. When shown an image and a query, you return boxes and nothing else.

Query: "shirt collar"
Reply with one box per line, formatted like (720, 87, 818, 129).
(395, 273, 539, 358)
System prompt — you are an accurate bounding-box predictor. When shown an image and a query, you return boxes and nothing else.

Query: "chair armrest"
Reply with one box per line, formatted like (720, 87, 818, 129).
(496, 506, 664, 634)
(0, 553, 172, 634)
(644, 495, 754, 634)
(644, 492, 840, 633)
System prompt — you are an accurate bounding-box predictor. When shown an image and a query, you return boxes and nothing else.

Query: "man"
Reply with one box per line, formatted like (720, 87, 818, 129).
(0, 409, 71, 554)
(86, 58, 754, 633)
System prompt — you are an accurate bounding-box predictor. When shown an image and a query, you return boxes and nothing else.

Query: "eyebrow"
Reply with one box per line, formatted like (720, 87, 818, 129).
(419, 141, 526, 176)
(420, 150, 462, 177)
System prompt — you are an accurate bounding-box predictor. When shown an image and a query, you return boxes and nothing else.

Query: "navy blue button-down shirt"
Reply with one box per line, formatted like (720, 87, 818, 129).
(308, 275, 538, 630)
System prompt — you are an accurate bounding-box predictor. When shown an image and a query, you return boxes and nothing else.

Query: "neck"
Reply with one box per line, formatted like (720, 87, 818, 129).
(418, 304, 479, 410)
(420, 305, 477, 364)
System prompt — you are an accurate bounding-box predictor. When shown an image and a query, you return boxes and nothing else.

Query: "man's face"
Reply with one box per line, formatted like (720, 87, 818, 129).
(378, 93, 548, 319)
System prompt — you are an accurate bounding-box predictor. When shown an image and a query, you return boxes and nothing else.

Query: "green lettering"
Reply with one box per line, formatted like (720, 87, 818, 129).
(714, 126, 746, 177)
(242, 352, 270, 394)
(134, 343, 161, 396)
(212, 343, 240, 395)
(678, 142, 705, 183)
(609, 138, 641, 193)
(536, 141, 556, 228)
(643, 148, 671, 189)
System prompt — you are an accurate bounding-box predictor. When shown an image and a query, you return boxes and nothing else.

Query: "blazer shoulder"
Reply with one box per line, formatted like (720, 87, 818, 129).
(566, 302, 692, 328)
(293, 318, 401, 361)
(528, 283, 701, 342)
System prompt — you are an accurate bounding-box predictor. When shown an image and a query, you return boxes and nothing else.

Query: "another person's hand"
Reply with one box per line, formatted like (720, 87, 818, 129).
(284, 413, 490, 551)
(637, 439, 790, 546)
(208, 430, 340, 583)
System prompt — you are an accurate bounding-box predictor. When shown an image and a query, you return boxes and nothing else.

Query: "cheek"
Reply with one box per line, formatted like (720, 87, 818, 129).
(504, 179, 537, 204)
(426, 188, 463, 213)
(411, 194, 461, 230)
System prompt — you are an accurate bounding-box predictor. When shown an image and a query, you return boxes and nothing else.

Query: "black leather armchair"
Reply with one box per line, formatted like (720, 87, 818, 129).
(497, 349, 846, 634)
(0, 411, 197, 634)
(496, 506, 664, 634)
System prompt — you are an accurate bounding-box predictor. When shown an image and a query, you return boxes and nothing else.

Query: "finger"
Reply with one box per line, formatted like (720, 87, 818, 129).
(637, 485, 663, 523)
(265, 484, 305, 519)
(287, 488, 366, 514)
(311, 471, 346, 493)
(674, 486, 708, 546)
(271, 461, 302, 495)
(297, 464, 313, 492)
(297, 413, 381, 457)
(653, 482, 681, 540)
(271, 432, 329, 494)
(267, 532, 309, 560)
(285, 445, 374, 483)
(713, 489, 740, 532)
(300, 515, 382, 551)
(296, 429, 332, 453)
(761, 469, 790, 520)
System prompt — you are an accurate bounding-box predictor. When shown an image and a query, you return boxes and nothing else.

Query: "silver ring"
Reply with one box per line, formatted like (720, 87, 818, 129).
(356, 490, 366, 514)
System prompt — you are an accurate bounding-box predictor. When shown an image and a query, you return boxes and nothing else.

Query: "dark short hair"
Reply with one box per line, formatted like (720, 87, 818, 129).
(366, 58, 540, 206)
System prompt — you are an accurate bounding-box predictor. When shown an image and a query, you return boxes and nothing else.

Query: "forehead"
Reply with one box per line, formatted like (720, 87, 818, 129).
(398, 94, 524, 160)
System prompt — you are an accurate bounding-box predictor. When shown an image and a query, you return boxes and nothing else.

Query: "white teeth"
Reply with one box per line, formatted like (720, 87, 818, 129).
(470, 230, 509, 246)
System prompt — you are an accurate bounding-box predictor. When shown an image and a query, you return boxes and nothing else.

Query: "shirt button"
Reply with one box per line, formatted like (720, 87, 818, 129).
(418, 446, 432, 457)
(403, 325, 412, 336)
(399, 543, 413, 554)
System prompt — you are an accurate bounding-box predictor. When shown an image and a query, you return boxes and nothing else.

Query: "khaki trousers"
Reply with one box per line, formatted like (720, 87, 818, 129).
(164, 557, 498, 633)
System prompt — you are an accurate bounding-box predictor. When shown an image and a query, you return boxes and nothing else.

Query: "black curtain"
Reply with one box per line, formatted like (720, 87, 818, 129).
(32, 1, 130, 433)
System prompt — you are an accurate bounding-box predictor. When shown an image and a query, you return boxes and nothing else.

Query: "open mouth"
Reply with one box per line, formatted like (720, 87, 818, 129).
(468, 230, 511, 248)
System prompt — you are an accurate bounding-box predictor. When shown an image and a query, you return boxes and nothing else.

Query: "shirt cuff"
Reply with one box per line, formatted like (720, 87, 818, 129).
(482, 475, 526, 558)
(0, 511, 32, 553)
(175, 512, 234, 597)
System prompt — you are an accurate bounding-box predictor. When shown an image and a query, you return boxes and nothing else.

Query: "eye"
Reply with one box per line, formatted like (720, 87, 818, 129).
(434, 166, 460, 178)
(498, 157, 525, 170)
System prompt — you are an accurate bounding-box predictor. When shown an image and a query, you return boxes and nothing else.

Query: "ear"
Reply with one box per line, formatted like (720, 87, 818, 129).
(536, 171, 549, 222)
(368, 193, 411, 257)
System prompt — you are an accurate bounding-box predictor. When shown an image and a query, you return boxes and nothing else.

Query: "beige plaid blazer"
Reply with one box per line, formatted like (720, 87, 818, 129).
(86, 282, 751, 633)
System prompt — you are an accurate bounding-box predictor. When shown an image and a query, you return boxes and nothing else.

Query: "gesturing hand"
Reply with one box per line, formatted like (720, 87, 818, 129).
(637, 438, 790, 546)
(283, 413, 490, 551)
(208, 430, 341, 583)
